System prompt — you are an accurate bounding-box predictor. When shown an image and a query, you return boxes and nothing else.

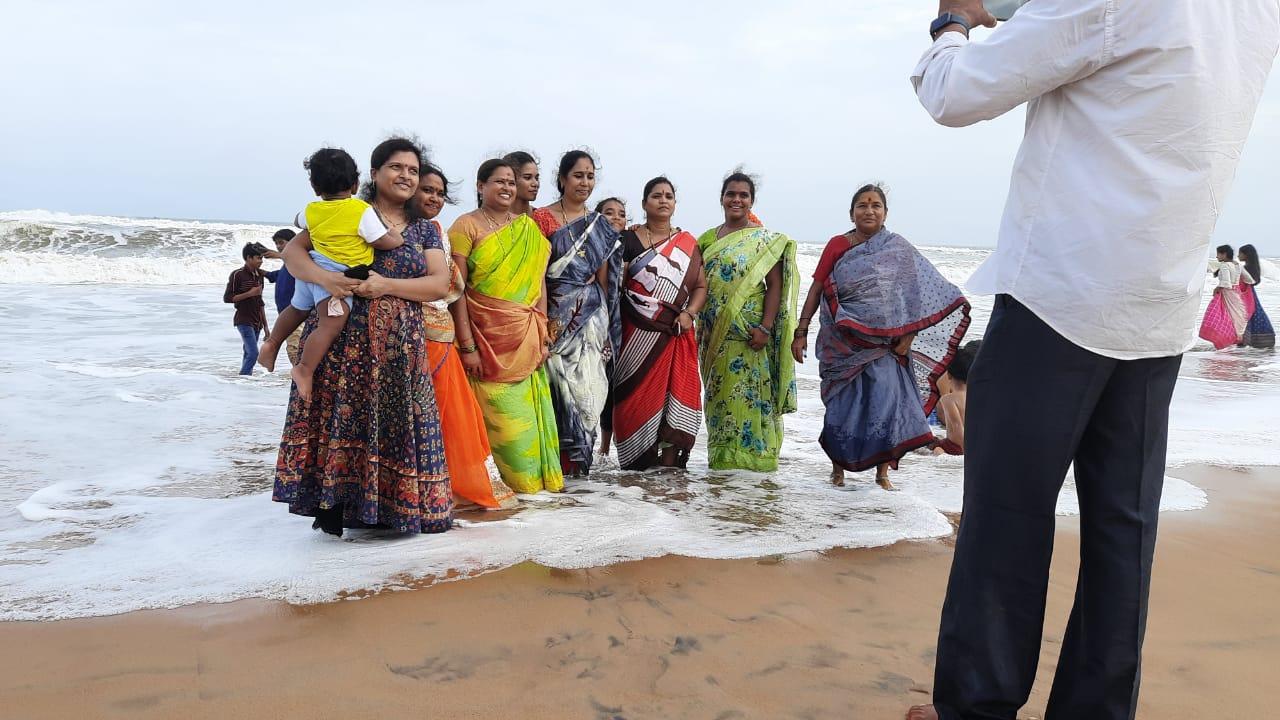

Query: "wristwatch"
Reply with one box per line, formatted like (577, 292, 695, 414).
(930, 12, 971, 39)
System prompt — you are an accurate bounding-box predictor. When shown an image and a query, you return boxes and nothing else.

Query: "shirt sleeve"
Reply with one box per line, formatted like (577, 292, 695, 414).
(1207, 258, 1228, 287)
(358, 206, 388, 244)
(910, 0, 1113, 127)
(448, 217, 475, 258)
(531, 208, 558, 239)
(295, 210, 308, 230)
(812, 237, 848, 283)
(231, 269, 257, 296)
(264, 269, 279, 282)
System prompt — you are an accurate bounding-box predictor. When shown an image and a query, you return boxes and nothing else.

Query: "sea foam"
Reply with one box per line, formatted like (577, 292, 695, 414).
(0, 212, 1276, 621)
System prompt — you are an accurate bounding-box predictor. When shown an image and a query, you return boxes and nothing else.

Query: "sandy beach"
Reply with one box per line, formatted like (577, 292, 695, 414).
(0, 463, 1274, 719)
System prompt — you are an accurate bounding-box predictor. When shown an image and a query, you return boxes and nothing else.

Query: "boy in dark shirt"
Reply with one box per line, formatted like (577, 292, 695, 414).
(225, 242, 271, 375)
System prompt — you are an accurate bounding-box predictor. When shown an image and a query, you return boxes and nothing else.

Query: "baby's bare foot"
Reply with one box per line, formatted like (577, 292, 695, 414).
(258, 339, 279, 372)
(905, 705, 938, 720)
(291, 365, 314, 403)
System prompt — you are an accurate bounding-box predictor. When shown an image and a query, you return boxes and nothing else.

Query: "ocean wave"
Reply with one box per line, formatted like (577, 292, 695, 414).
(0, 209, 278, 235)
(0, 209, 285, 285)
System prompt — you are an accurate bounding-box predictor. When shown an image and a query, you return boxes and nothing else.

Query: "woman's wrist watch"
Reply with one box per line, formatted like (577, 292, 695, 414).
(930, 12, 971, 39)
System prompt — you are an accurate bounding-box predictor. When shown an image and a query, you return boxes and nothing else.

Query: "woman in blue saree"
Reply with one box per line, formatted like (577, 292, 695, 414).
(792, 185, 970, 489)
(1239, 244, 1275, 348)
(532, 151, 622, 476)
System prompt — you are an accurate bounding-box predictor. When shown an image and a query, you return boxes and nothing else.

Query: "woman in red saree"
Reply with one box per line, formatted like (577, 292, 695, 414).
(613, 177, 707, 470)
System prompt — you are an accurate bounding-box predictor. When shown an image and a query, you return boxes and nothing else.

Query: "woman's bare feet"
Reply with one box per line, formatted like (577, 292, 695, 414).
(291, 364, 314, 403)
(257, 338, 281, 372)
(830, 466, 845, 487)
(876, 472, 897, 491)
(905, 705, 938, 720)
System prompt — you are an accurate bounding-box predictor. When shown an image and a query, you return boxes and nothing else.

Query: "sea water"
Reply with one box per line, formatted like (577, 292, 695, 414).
(1, 210, 1276, 621)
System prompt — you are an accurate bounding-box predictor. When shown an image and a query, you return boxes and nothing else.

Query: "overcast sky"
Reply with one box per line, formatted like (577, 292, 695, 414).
(4, 1, 1278, 247)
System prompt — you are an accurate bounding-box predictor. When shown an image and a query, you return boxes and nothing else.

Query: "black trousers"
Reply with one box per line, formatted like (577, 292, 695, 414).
(933, 296, 1181, 720)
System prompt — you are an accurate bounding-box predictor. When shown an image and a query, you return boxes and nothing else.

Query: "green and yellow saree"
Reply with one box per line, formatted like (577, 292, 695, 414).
(448, 213, 563, 494)
(697, 226, 799, 471)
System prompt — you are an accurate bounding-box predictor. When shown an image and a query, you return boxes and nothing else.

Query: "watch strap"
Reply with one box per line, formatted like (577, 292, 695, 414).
(930, 12, 971, 39)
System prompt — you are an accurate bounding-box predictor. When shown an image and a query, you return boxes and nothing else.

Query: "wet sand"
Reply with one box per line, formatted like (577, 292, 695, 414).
(1, 464, 1276, 719)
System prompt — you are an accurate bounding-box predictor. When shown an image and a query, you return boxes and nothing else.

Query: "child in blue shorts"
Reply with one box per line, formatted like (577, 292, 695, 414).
(258, 148, 403, 401)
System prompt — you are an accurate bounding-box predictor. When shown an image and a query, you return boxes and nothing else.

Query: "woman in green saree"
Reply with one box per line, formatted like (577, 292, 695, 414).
(696, 171, 799, 471)
(447, 159, 563, 494)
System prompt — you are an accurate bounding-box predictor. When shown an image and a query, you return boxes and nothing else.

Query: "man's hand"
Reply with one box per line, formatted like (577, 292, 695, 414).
(938, 0, 997, 30)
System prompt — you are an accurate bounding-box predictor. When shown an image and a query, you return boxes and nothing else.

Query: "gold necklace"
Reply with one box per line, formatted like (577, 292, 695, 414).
(642, 223, 675, 249)
(717, 221, 749, 239)
(480, 208, 510, 230)
(374, 201, 407, 231)
(557, 200, 587, 226)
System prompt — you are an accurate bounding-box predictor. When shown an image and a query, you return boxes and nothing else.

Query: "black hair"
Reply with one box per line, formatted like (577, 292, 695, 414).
(556, 150, 596, 195)
(1217, 244, 1234, 259)
(595, 197, 625, 213)
(406, 162, 458, 221)
(271, 228, 296, 243)
(476, 158, 516, 208)
(503, 150, 539, 172)
(643, 176, 676, 201)
(304, 148, 360, 196)
(1240, 244, 1262, 285)
(850, 183, 888, 211)
(948, 340, 981, 383)
(720, 168, 757, 201)
(421, 161, 456, 204)
(359, 137, 426, 202)
(242, 242, 267, 260)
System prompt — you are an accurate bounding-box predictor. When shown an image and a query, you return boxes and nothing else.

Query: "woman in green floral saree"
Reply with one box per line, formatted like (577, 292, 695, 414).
(696, 172, 799, 471)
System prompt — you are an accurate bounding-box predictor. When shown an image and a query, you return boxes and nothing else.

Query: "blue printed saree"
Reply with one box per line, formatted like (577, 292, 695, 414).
(816, 230, 970, 472)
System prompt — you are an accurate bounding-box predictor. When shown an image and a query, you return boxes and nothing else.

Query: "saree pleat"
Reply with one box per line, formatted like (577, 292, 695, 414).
(613, 230, 704, 471)
(536, 208, 622, 476)
(426, 340, 518, 509)
(696, 227, 799, 471)
(448, 214, 563, 494)
(816, 230, 970, 472)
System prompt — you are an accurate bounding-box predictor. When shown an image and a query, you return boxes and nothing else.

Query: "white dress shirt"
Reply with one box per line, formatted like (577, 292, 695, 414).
(911, 0, 1279, 359)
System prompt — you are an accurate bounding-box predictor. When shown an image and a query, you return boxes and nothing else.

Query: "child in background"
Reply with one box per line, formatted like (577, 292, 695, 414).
(258, 147, 403, 401)
(933, 340, 980, 456)
(225, 242, 272, 375)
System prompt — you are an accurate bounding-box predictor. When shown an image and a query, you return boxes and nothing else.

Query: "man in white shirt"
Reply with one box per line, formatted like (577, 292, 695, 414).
(906, 1, 1278, 718)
